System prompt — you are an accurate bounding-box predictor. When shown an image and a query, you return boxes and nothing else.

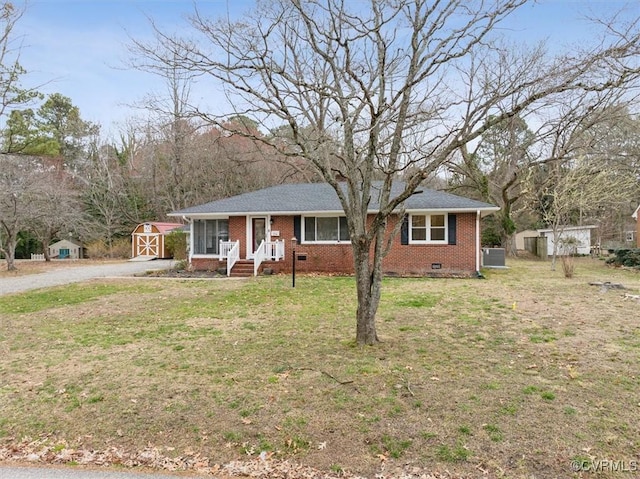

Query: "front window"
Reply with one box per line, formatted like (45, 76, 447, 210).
(193, 219, 229, 254)
(410, 214, 447, 243)
(304, 216, 350, 242)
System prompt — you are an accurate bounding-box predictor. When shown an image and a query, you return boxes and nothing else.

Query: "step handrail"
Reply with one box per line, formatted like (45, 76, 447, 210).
(226, 240, 240, 276)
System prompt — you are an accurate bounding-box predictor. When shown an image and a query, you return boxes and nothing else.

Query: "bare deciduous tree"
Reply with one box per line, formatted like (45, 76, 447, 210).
(448, 113, 536, 254)
(0, 2, 40, 122)
(0, 154, 48, 270)
(132, 0, 640, 345)
(29, 171, 83, 261)
(538, 158, 637, 271)
(447, 39, 640, 255)
(125, 42, 309, 216)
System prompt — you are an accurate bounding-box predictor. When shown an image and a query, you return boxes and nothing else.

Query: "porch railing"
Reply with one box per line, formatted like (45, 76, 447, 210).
(268, 239, 285, 261)
(219, 239, 285, 276)
(221, 240, 240, 277)
(219, 240, 236, 260)
(254, 240, 267, 276)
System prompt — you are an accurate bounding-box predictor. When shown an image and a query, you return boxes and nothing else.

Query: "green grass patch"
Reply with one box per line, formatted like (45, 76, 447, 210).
(483, 424, 503, 442)
(0, 283, 137, 314)
(436, 442, 470, 462)
(527, 326, 558, 343)
(392, 293, 440, 308)
(381, 435, 412, 459)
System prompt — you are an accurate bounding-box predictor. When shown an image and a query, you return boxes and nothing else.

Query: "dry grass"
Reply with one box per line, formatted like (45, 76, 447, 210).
(1, 258, 639, 478)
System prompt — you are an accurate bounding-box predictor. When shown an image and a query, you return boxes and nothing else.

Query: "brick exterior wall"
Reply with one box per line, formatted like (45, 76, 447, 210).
(383, 213, 478, 275)
(637, 214, 640, 247)
(191, 212, 480, 276)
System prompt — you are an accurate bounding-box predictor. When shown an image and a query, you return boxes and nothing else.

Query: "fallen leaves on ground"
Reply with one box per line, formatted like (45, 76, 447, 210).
(0, 437, 473, 478)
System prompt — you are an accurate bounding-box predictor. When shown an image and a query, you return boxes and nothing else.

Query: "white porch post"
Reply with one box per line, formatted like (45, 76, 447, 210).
(188, 219, 194, 263)
(476, 210, 481, 272)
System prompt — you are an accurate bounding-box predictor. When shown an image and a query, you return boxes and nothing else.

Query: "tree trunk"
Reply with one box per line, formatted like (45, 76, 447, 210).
(1, 222, 18, 271)
(506, 233, 518, 257)
(353, 242, 380, 346)
(1, 240, 18, 271)
(43, 231, 52, 262)
(550, 227, 559, 271)
(5, 241, 17, 271)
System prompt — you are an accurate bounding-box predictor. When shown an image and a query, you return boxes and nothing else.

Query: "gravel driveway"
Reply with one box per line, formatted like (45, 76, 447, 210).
(0, 260, 175, 296)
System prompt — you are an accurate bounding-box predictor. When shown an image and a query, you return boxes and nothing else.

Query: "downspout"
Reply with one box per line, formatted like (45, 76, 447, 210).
(476, 210, 481, 274)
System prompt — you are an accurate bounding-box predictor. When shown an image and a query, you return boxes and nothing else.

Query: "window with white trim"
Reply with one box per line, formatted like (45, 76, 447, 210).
(303, 216, 350, 242)
(193, 219, 229, 254)
(410, 214, 447, 243)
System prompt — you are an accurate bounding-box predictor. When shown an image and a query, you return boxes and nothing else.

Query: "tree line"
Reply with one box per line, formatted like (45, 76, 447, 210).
(0, 102, 318, 269)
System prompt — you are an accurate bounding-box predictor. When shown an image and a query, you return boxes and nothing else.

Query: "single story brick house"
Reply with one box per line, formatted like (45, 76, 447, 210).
(168, 182, 498, 277)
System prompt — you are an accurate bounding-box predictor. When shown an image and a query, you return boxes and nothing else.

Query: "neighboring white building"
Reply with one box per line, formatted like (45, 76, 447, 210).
(514, 229, 539, 251)
(537, 225, 597, 256)
(48, 239, 84, 259)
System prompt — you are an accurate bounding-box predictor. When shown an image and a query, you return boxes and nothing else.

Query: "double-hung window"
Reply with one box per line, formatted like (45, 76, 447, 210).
(410, 214, 447, 243)
(303, 216, 350, 243)
(193, 219, 229, 254)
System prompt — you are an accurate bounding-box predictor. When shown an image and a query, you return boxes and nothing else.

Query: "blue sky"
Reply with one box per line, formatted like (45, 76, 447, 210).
(12, 0, 638, 138)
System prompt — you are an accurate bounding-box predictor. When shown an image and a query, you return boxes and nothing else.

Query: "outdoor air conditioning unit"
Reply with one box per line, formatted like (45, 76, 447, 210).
(483, 248, 506, 268)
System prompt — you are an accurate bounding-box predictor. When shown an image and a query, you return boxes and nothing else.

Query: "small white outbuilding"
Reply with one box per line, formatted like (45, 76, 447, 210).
(48, 239, 84, 259)
(537, 225, 597, 256)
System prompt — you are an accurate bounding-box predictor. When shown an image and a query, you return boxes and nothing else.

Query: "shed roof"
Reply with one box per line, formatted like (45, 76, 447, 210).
(169, 182, 498, 217)
(50, 238, 83, 247)
(138, 222, 185, 234)
(537, 225, 597, 233)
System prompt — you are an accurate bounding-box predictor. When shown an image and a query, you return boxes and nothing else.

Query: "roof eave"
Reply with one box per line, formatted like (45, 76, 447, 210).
(172, 206, 500, 218)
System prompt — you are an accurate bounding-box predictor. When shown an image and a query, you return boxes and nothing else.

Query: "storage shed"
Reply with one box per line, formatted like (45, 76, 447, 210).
(537, 225, 597, 256)
(131, 222, 185, 259)
(49, 238, 84, 259)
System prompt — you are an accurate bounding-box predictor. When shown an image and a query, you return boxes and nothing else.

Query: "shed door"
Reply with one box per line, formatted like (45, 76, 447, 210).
(136, 234, 159, 257)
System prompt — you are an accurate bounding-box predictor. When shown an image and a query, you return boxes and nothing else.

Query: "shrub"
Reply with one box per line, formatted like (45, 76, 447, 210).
(606, 248, 640, 268)
(85, 240, 109, 259)
(557, 237, 579, 278)
(110, 238, 131, 259)
(173, 259, 189, 271)
(85, 238, 131, 259)
(165, 231, 188, 260)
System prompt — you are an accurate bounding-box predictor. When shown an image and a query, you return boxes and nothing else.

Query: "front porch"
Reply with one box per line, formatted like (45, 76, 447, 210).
(219, 239, 286, 277)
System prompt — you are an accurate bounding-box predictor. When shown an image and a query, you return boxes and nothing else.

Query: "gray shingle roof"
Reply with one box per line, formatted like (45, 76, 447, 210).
(170, 182, 498, 216)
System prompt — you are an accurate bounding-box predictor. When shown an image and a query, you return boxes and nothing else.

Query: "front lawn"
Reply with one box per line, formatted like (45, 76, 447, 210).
(0, 258, 639, 478)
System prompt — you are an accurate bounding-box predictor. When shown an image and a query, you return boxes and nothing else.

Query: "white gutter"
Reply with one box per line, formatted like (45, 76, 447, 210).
(167, 207, 501, 219)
